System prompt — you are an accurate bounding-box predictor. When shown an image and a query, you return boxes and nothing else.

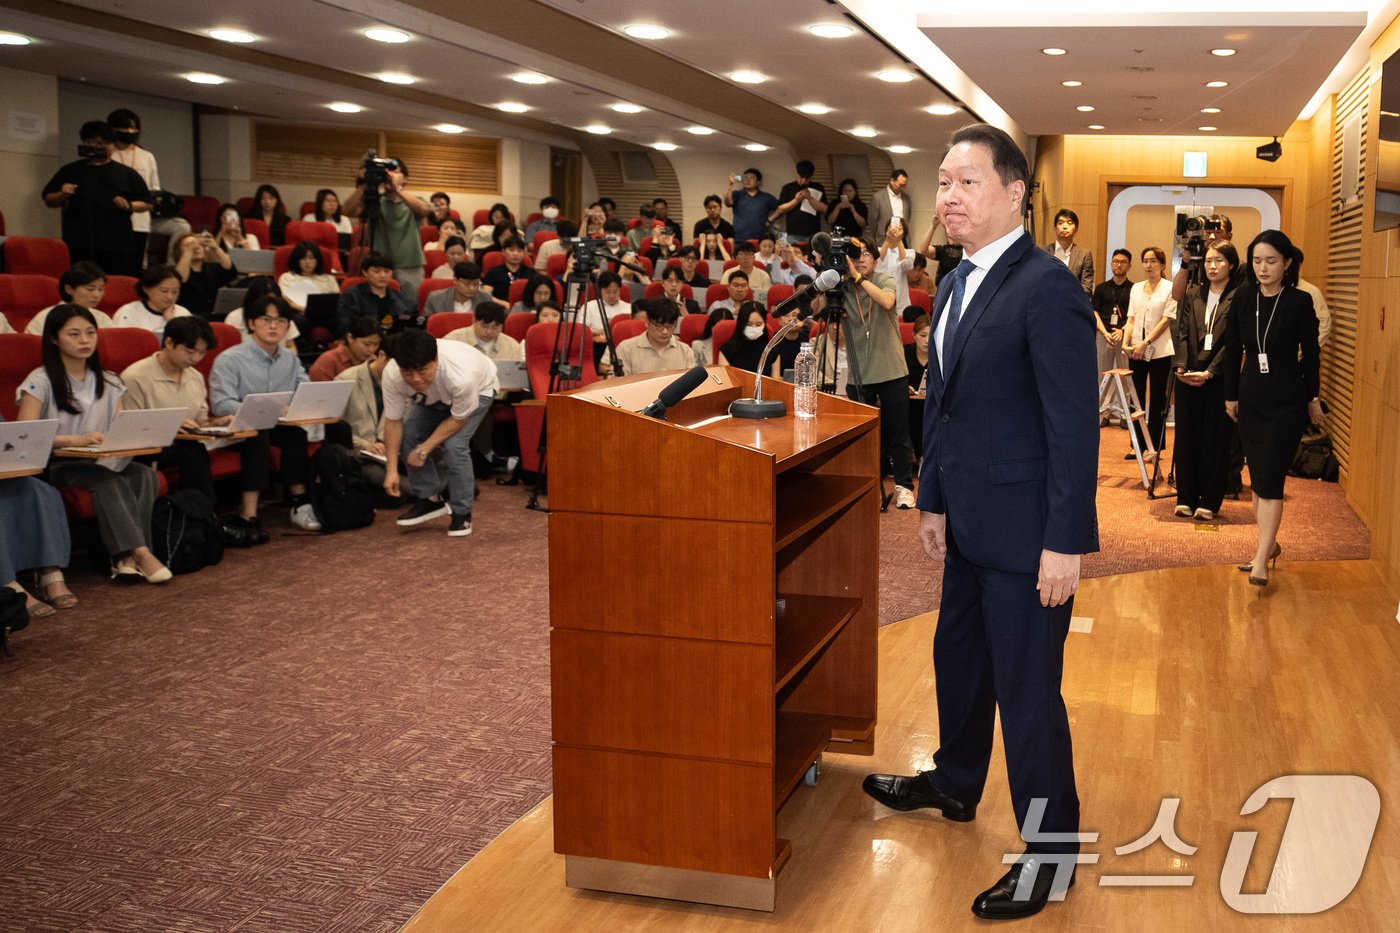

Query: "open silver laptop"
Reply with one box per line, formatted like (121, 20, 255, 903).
(0, 419, 58, 471)
(229, 248, 275, 275)
(192, 391, 293, 435)
(495, 359, 529, 391)
(212, 286, 248, 319)
(283, 381, 353, 421)
(60, 408, 186, 452)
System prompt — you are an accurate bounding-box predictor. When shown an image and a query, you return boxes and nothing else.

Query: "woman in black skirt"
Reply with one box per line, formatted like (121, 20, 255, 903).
(1223, 230, 1323, 587)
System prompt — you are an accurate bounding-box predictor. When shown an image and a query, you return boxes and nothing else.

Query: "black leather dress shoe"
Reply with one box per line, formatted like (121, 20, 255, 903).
(971, 857, 1075, 920)
(861, 772, 975, 821)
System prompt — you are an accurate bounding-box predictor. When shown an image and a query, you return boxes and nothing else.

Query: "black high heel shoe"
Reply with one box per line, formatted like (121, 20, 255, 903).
(1237, 542, 1281, 573)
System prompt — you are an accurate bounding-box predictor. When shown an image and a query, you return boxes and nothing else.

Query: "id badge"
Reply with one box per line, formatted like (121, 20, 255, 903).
(1257, 352, 1270, 374)
(1203, 334, 1213, 351)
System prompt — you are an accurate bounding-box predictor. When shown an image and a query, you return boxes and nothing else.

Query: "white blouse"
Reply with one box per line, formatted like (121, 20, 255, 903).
(1126, 279, 1177, 361)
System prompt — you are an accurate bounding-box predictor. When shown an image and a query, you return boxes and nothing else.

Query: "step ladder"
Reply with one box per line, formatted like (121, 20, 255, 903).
(1099, 367, 1155, 489)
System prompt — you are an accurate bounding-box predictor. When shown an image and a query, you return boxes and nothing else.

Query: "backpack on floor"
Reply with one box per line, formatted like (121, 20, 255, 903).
(310, 443, 375, 533)
(0, 586, 29, 657)
(152, 489, 225, 575)
(1290, 427, 1339, 482)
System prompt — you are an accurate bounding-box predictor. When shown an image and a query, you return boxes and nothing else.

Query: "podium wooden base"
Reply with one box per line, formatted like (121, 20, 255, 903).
(565, 853, 779, 911)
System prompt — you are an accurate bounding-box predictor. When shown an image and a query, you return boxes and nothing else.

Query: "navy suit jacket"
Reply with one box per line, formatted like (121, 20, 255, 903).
(917, 230, 1100, 573)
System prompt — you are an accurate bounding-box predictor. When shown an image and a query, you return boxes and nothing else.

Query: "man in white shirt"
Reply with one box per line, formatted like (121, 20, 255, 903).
(382, 329, 499, 537)
(869, 168, 913, 245)
(876, 219, 916, 313)
(720, 243, 772, 294)
(108, 108, 185, 271)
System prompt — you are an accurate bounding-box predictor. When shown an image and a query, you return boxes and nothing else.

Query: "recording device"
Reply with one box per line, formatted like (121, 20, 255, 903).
(361, 149, 402, 188)
(561, 236, 600, 275)
(811, 229, 862, 276)
(1175, 212, 1223, 285)
(78, 143, 106, 160)
(640, 364, 709, 420)
(729, 270, 841, 420)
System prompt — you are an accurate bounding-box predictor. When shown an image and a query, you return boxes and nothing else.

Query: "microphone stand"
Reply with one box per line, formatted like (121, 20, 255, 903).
(729, 319, 803, 419)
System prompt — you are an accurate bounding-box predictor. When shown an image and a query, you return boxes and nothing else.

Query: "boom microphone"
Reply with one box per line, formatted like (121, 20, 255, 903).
(810, 231, 832, 256)
(640, 364, 709, 420)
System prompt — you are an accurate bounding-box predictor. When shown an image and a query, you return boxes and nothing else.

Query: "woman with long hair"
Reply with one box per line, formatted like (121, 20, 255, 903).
(825, 177, 868, 236)
(1171, 241, 1241, 521)
(214, 203, 257, 252)
(1224, 230, 1323, 587)
(16, 305, 170, 583)
(718, 301, 769, 372)
(692, 307, 733, 367)
(305, 188, 353, 235)
(277, 240, 339, 312)
(1123, 245, 1177, 458)
(248, 183, 288, 246)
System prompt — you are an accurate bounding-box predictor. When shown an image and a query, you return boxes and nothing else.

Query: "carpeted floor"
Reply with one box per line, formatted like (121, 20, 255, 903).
(0, 424, 1369, 931)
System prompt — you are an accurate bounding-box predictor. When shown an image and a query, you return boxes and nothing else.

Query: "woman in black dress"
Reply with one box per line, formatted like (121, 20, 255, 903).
(718, 301, 769, 373)
(1223, 230, 1323, 587)
(1171, 241, 1240, 521)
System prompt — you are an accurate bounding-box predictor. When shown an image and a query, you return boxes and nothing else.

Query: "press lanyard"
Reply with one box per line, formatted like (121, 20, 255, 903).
(1255, 290, 1282, 374)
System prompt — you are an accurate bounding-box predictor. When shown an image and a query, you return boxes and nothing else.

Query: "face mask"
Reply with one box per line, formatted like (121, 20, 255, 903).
(542, 206, 559, 220)
(744, 325, 765, 340)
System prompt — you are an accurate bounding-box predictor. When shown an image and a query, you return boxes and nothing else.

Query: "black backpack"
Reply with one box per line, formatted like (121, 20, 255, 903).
(310, 443, 375, 533)
(152, 489, 225, 574)
(1290, 428, 1339, 482)
(0, 586, 28, 657)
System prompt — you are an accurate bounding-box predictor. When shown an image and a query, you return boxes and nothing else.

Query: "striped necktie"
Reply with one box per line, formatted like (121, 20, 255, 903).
(942, 258, 977, 374)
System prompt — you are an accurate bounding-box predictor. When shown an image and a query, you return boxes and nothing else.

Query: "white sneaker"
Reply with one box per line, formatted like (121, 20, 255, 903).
(290, 503, 322, 531)
(895, 486, 916, 510)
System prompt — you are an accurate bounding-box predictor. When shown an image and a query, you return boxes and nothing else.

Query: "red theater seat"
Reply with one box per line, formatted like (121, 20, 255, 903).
(426, 312, 473, 338)
(99, 275, 138, 315)
(0, 333, 42, 420)
(678, 313, 708, 346)
(100, 328, 160, 374)
(3, 237, 69, 278)
(284, 221, 339, 253)
(709, 321, 737, 363)
(908, 287, 932, 315)
(417, 278, 455, 314)
(0, 274, 61, 332)
(504, 312, 536, 342)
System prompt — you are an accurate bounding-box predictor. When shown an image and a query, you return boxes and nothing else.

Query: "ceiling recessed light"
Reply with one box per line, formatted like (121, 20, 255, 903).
(185, 72, 227, 85)
(611, 103, 644, 114)
(1198, 125, 1218, 131)
(1201, 107, 1221, 114)
(1211, 48, 1236, 56)
(496, 102, 531, 114)
(1061, 80, 1082, 87)
(584, 124, 612, 135)
(653, 142, 678, 151)
(327, 102, 363, 114)
(686, 126, 715, 135)
(1088, 124, 1105, 130)
(851, 126, 879, 138)
(743, 143, 770, 152)
(798, 103, 832, 115)
(1076, 105, 1095, 112)
(209, 28, 256, 44)
(729, 70, 767, 84)
(364, 27, 410, 44)
(511, 71, 550, 85)
(1206, 80, 1228, 88)
(809, 23, 855, 39)
(434, 123, 466, 134)
(888, 145, 914, 154)
(925, 104, 959, 116)
(1042, 48, 1067, 56)
(876, 69, 916, 83)
(376, 72, 416, 85)
(0, 31, 32, 46)
(624, 24, 669, 40)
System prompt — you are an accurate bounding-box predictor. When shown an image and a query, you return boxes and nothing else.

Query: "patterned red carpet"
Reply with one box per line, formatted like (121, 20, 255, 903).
(0, 425, 1367, 930)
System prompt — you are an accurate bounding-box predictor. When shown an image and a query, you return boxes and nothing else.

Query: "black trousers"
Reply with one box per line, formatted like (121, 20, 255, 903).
(239, 425, 311, 492)
(847, 376, 915, 488)
(1129, 356, 1171, 451)
(1172, 377, 1231, 512)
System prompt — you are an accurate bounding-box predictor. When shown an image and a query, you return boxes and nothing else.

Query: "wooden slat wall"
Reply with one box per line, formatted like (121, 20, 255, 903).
(254, 124, 501, 193)
(1324, 70, 1368, 477)
(580, 143, 682, 226)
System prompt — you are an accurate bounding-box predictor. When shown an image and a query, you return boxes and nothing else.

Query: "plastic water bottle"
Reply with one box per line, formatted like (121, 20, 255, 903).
(794, 342, 817, 419)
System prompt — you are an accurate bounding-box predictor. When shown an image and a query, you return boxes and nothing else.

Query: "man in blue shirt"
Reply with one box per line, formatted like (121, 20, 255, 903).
(724, 168, 778, 245)
(210, 293, 321, 533)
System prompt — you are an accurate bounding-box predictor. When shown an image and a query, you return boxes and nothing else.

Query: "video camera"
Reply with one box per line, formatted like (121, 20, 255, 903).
(560, 236, 600, 276)
(361, 150, 402, 188)
(1175, 212, 1224, 286)
(821, 228, 862, 276)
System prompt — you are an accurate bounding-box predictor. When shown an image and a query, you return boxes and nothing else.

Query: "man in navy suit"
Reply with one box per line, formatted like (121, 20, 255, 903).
(862, 124, 1100, 920)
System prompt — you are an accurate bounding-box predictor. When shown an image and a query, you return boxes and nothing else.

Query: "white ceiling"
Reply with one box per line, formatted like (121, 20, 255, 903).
(0, 0, 1389, 156)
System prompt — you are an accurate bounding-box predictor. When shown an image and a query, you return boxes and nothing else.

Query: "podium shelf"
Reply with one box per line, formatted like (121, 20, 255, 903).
(774, 595, 861, 693)
(774, 473, 872, 550)
(774, 711, 831, 810)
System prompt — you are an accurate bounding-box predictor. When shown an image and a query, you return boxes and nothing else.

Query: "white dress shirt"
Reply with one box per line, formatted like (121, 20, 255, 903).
(934, 226, 1025, 363)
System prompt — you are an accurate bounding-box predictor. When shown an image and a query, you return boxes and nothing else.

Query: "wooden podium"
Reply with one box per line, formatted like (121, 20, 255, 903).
(548, 365, 879, 911)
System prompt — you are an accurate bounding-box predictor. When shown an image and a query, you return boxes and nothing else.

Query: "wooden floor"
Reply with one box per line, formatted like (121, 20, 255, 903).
(404, 560, 1400, 932)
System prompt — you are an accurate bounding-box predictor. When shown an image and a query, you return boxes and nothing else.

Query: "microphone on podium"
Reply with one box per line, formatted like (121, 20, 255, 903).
(639, 364, 709, 420)
(729, 269, 841, 420)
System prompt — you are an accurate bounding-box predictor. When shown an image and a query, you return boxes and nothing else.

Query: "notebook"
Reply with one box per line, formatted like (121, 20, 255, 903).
(59, 408, 185, 452)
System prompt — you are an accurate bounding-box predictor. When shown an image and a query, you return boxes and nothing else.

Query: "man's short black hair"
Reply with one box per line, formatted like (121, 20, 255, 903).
(346, 316, 381, 340)
(745, 168, 763, 184)
(453, 261, 482, 281)
(947, 123, 1030, 193)
(392, 328, 438, 371)
(912, 252, 927, 269)
(596, 271, 622, 289)
(728, 270, 749, 285)
(652, 197, 669, 207)
(106, 108, 140, 131)
(555, 221, 579, 240)
(660, 265, 685, 282)
(244, 293, 290, 333)
(602, 218, 627, 235)
(362, 251, 395, 272)
(734, 242, 755, 255)
(677, 245, 699, 260)
(502, 236, 527, 251)
(890, 168, 908, 181)
(1054, 208, 1079, 226)
(444, 236, 467, 252)
(703, 194, 722, 208)
(539, 196, 560, 209)
(796, 160, 815, 177)
(163, 315, 216, 351)
(474, 303, 506, 326)
(646, 302, 681, 326)
(598, 197, 616, 211)
(79, 120, 113, 142)
(431, 191, 450, 204)
(1112, 248, 1133, 262)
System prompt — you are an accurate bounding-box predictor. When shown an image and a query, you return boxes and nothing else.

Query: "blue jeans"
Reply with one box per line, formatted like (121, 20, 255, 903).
(402, 397, 493, 517)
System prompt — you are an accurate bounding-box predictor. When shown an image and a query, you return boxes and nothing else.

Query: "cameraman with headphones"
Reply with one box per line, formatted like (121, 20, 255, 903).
(836, 233, 917, 509)
(344, 155, 431, 305)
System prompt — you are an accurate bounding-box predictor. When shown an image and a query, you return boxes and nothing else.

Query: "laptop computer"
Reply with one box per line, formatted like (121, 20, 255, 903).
(282, 381, 353, 421)
(59, 408, 186, 453)
(212, 286, 248, 320)
(191, 391, 293, 435)
(625, 281, 647, 302)
(495, 359, 529, 391)
(229, 248, 275, 275)
(0, 419, 58, 471)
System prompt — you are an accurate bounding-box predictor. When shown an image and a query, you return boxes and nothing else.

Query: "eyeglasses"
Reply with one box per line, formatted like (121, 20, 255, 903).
(647, 321, 677, 331)
(253, 316, 290, 326)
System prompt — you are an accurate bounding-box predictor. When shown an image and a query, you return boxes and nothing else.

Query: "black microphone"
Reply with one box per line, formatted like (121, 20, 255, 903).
(810, 231, 832, 257)
(640, 364, 709, 420)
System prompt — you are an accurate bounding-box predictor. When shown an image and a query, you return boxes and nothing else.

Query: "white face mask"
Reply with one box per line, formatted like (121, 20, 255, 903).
(744, 325, 765, 341)
(542, 206, 559, 220)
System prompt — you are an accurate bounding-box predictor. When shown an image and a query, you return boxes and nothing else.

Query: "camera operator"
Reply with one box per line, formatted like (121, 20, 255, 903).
(836, 234, 917, 509)
(343, 155, 430, 304)
(1170, 213, 1231, 304)
(41, 120, 151, 276)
